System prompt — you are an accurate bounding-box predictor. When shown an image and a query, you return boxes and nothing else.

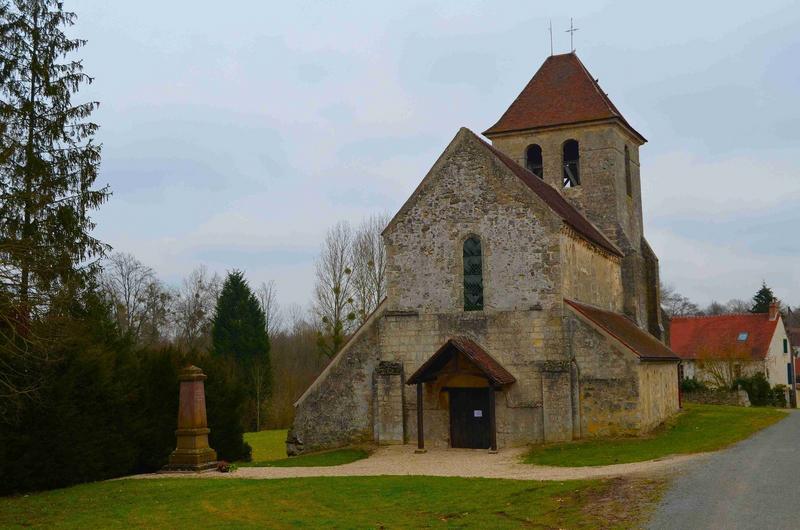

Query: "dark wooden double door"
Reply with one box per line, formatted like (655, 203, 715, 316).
(449, 388, 491, 449)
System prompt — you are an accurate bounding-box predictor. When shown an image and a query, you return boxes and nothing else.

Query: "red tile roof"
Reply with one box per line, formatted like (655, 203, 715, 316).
(565, 299, 679, 361)
(475, 131, 622, 257)
(484, 53, 645, 142)
(669, 314, 780, 361)
(406, 336, 516, 386)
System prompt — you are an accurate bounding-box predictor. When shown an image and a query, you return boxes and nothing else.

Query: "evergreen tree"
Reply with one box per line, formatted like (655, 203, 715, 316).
(751, 281, 775, 313)
(211, 270, 271, 430)
(0, 0, 109, 412)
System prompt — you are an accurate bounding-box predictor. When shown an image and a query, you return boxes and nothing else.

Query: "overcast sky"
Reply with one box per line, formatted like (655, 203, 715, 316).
(70, 0, 800, 310)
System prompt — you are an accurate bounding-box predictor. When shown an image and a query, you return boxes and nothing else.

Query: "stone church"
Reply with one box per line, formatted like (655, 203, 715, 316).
(288, 52, 680, 454)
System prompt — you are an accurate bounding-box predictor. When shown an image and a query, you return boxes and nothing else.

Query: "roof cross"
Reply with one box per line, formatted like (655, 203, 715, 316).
(565, 17, 579, 52)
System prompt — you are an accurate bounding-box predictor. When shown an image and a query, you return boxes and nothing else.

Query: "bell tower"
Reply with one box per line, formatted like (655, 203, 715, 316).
(484, 52, 663, 339)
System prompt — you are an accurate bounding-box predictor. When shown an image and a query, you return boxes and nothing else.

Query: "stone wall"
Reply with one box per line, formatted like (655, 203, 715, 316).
(637, 362, 680, 431)
(560, 229, 623, 312)
(287, 306, 384, 455)
(567, 312, 641, 436)
(683, 389, 750, 407)
(567, 310, 679, 436)
(373, 361, 404, 444)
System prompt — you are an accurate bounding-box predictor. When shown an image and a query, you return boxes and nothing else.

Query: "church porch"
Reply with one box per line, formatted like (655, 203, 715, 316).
(405, 337, 515, 453)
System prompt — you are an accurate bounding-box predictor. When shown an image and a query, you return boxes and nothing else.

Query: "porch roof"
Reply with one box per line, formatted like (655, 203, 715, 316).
(406, 337, 516, 386)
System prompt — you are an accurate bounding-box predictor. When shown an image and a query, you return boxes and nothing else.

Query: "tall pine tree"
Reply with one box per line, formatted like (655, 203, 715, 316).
(0, 0, 108, 412)
(751, 281, 775, 313)
(211, 270, 271, 430)
(0, 0, 109, 305)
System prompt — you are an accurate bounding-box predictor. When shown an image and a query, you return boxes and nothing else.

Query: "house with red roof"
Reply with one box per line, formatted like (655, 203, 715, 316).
(671, 301, 792, 388)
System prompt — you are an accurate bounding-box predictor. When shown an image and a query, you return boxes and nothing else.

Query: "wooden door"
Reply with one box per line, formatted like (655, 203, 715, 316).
(449, 388, 491, 449)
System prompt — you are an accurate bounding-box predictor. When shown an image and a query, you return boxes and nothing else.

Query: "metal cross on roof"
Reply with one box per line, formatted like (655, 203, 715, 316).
(565, 17, 579, 52)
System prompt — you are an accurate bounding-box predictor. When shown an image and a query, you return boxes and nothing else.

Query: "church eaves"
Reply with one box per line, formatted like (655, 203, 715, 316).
(483, 52, 645, 142)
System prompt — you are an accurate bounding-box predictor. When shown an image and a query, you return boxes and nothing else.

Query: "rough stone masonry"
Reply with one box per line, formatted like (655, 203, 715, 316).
(288, 52, 680, 455)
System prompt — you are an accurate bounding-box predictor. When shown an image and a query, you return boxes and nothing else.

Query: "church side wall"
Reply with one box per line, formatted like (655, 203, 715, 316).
(637, 362, 680, 431)
(287, 312, 382, 455)
(567, 313, 642, 436)
(560, 230, 623, 312)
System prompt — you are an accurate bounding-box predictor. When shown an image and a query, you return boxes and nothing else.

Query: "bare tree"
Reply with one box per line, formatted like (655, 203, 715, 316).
(660, 283, 699, 317)
(351, 214, 389, 324)
(695, 343, 752, 389)
(173, 265, 221, 352)
(101, 253, 166, 342)
(313, 221, 355, 358)
(257, 280, 283, 337)
(703, 300, 727, 316)
(725, 299, 751, 314)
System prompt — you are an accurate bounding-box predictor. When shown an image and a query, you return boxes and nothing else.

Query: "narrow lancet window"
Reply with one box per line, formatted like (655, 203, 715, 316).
(525, 144, 543, 179)
(463, 237, 483, 311)
(624, 145, 632, 197)
(562, 139, 580, 187)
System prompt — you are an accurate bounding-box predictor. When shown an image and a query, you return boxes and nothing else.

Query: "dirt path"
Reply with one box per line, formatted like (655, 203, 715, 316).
(134, 445, 706, 482)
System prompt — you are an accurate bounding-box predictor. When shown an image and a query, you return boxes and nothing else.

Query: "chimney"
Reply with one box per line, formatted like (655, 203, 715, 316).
(769, 300, 780, 321)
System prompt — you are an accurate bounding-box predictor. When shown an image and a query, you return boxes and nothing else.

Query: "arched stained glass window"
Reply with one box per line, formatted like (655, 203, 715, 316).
(463, 237, 483, 311)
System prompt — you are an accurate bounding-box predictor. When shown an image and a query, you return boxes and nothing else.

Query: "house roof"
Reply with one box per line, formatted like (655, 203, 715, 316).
(478, 133, 622, 257)
(788, 327, 800, 351)
(669, 313, 781, 361)
(406, 336, 516, 386)
(483, 53, 645, 142)
(565, 299, 679, 361)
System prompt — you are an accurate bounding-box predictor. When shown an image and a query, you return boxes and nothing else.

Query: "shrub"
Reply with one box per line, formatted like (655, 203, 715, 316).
(733, 373, 773, 406)
(0, 292, 251, 495)
(680, 378, 707, 392)
(772, 385, 787, 408)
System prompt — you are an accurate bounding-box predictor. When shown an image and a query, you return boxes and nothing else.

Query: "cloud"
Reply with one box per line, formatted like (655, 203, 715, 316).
(643, 150, 800, 219)
(650, 227, 800, 306)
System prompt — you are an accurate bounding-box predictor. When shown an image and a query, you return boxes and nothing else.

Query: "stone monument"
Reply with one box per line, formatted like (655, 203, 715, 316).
(163, 365, 218, 471)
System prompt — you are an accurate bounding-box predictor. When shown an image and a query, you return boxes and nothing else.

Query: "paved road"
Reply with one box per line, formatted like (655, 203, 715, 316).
(649, 410, 799, 530)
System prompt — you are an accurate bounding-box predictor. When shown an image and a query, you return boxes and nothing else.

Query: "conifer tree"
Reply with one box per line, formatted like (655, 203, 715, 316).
(751, 281, 776, 314)
(211, 270, 271, 430)
(0, 0, 108, 410)
(0, 0, 109, 306)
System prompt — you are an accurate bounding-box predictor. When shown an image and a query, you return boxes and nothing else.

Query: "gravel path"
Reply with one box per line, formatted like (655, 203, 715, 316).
(649, 410, 797, 530)
(134, 445, 703, 482)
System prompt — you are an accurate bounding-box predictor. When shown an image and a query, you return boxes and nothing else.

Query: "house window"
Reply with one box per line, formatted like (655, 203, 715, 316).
(737, 332, 748, 341)
(624, 145, 632, 197)
(562, 139, 580, 187)
(784, 339, 789, 354)
(463, 237, 483, 311)
(734, 364, 742, 378)
(525, 144, 543, 179)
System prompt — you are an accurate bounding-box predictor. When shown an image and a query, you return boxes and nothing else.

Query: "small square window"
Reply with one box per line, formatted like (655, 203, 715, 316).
(737, 332, 748, 341)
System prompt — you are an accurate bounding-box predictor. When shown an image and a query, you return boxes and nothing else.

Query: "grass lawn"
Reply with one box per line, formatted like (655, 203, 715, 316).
(244, 429, 288, 462)
(242, 429, 368, 467)
(0, 475, 665, 529)
(524, 403, 787, 467)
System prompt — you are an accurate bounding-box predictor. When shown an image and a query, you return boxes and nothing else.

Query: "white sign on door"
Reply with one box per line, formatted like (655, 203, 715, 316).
(473, 410, 483, 417)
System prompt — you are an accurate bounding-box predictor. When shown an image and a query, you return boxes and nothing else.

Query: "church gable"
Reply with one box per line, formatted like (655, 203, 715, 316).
(383, 128, 565, 313)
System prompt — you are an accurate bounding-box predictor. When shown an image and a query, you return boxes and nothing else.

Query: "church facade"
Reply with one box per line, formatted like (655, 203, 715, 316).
(288, 53, 680, 454)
